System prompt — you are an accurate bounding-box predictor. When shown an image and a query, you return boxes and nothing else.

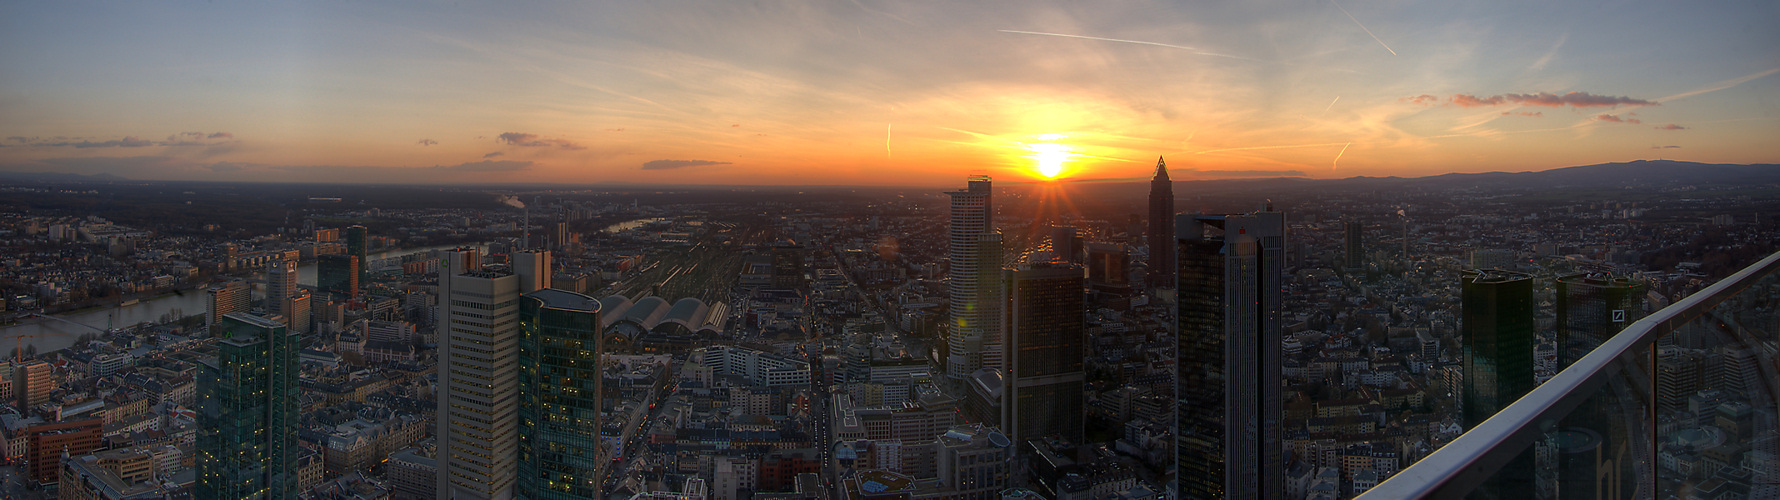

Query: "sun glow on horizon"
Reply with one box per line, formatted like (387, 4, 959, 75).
(1029, 138, 1073, 179)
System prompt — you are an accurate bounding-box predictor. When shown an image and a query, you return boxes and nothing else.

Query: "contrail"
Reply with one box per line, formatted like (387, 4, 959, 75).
(1330, 0, 1396, 56)
(886, 123, 893, 159)
(1332, 142, 1351, 169)
(1323, 96, 1341, 113)
(999, 30, 1258, 61)
(1657, 68, 1780, 102)
(1191, 142, 1352, 155)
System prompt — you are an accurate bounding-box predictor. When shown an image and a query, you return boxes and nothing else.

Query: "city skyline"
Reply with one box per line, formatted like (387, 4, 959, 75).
(4, 1, 1778, 185)
(0, 168, 1776, 497)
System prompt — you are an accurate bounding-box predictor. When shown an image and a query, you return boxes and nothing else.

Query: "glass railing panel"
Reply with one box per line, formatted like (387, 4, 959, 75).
(1361, 251, 1780, 500)
(1654, 267, 1780, 498)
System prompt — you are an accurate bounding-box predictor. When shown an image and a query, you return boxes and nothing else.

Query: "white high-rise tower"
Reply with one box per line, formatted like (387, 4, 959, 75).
(946, 175, 1002, 380)
(436, 247, 546, 500)
(266, 257, 299, 317)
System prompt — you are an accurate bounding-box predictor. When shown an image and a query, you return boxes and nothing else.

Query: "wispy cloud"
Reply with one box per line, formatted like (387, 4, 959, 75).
(483, 151, 505, 158)
(1526, 34, 1567, 71)
(2, 132, 234, 149)
(1402, 94, 1438, 105)
(497, 132, 585, 150)
(418, 139, 439, 146)
(437, 160, 531, 172)
(1179, 167, 1308, 178)
(1657, 68, 1780, 102)
(1501, 111, 1543, 117)
(1445, 91, 1656, 108)
(641, 159, 731, 170)
(1654, 124, 1688, 130)
(1651, 145, 1681, 149)
(1595, 114, 1641, 124)
(997, 30, 1256, 61)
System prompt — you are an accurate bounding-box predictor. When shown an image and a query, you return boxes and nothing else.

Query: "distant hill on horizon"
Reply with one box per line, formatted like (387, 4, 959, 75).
(1056, 159, 1780, 195)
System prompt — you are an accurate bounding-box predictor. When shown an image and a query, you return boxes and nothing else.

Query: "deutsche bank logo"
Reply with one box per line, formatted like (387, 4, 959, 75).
(1612, 310, 1626, 323)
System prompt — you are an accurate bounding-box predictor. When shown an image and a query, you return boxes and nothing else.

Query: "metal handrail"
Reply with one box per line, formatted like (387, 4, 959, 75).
(1359, 250, 1780, 499)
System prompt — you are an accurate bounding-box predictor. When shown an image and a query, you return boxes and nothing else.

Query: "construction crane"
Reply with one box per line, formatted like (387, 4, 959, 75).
(6, 312, 112, 362)
(0, 333, 49, 362)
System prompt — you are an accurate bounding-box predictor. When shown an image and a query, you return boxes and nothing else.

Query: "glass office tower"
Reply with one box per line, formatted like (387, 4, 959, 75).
(516, 288, 604, 500)
(197, 312, 300, 500)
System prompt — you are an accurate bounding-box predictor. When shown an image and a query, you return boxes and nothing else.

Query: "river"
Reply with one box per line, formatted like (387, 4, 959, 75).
(2, 243, 485, 355)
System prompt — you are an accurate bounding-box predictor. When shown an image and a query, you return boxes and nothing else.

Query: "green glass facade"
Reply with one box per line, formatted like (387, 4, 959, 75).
(1460, 269, 1536, 426)
(197, 312, 299, 500)
(517, 289, 603, 500)
(318, 254, 360, 299)
(346, 225, 368, 282)
(1460, 269, 1536, 500)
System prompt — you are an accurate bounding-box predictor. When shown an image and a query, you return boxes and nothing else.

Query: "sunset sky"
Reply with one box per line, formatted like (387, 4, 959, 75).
(2, 1, 1777, 185)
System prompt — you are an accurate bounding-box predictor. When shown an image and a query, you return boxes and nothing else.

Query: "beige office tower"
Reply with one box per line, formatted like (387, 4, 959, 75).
(286, 291, 312, 335)
(267, 258, 299, 317)
(511, 250, 552, 292)
(436, 248, 545, 500)
(207, 280, 251, 328)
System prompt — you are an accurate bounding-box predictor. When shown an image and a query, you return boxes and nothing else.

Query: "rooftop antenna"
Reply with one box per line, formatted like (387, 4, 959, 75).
(522, 205, 530, 251)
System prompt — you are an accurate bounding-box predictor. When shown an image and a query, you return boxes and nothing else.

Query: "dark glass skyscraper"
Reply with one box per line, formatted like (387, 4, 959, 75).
(197, 312, 299, 500)
(1147, 157, 1174, 288)
(771, 244, 805, 290)
(318, 254, 361, 299)
(1175, 209, 1285, 500)
(1555, 273, 1646, 368)
(1002, 263, 1085, 447)
(346, 224, 368, 282)
(1460, 269, 1537, 499)
(517, 288, 603, 500)
(1552, 273, 1645, 499)
(1460, 269, 1535, 426)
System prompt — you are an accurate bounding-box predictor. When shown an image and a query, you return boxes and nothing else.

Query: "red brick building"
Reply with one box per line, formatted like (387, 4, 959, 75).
(26, 417, 104, 485)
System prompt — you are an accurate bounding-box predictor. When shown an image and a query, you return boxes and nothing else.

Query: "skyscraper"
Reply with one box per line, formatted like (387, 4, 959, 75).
(1049, 226, 1080, 264)
(287, 290, 311, 335)
(1552, 273, 1645, 499)
(1555, 273, 1646, 368)
(946, 175, 1001, 380)
(1176, 208, 1285, 500)
(206, 280, 250, 329)
(346, 225, 368, 283)
(1085, 243, 1129, 287)
(1344, 221, 1364, 271)
(516, 288, 603, 500)
(513, 249, 553, 292)
(1148, 157, 1175, 288)
(197, 312, 300, 499)
(1002, 263, 1085, 447)
(437, 248, 546, 500)
(771, 244, 805, 289)
(1460, 269, 1537, 499)
(1461, 269, 1535, 427)
(319, 254, 361, 299)
(266, 257, 298, 317)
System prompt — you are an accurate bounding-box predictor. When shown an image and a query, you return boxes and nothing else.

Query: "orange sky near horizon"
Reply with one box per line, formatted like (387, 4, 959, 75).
(2, 1, 1777, 186)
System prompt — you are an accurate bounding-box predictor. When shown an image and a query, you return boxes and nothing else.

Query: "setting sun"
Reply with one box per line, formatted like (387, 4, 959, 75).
(1030, 140, 1072, 179)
